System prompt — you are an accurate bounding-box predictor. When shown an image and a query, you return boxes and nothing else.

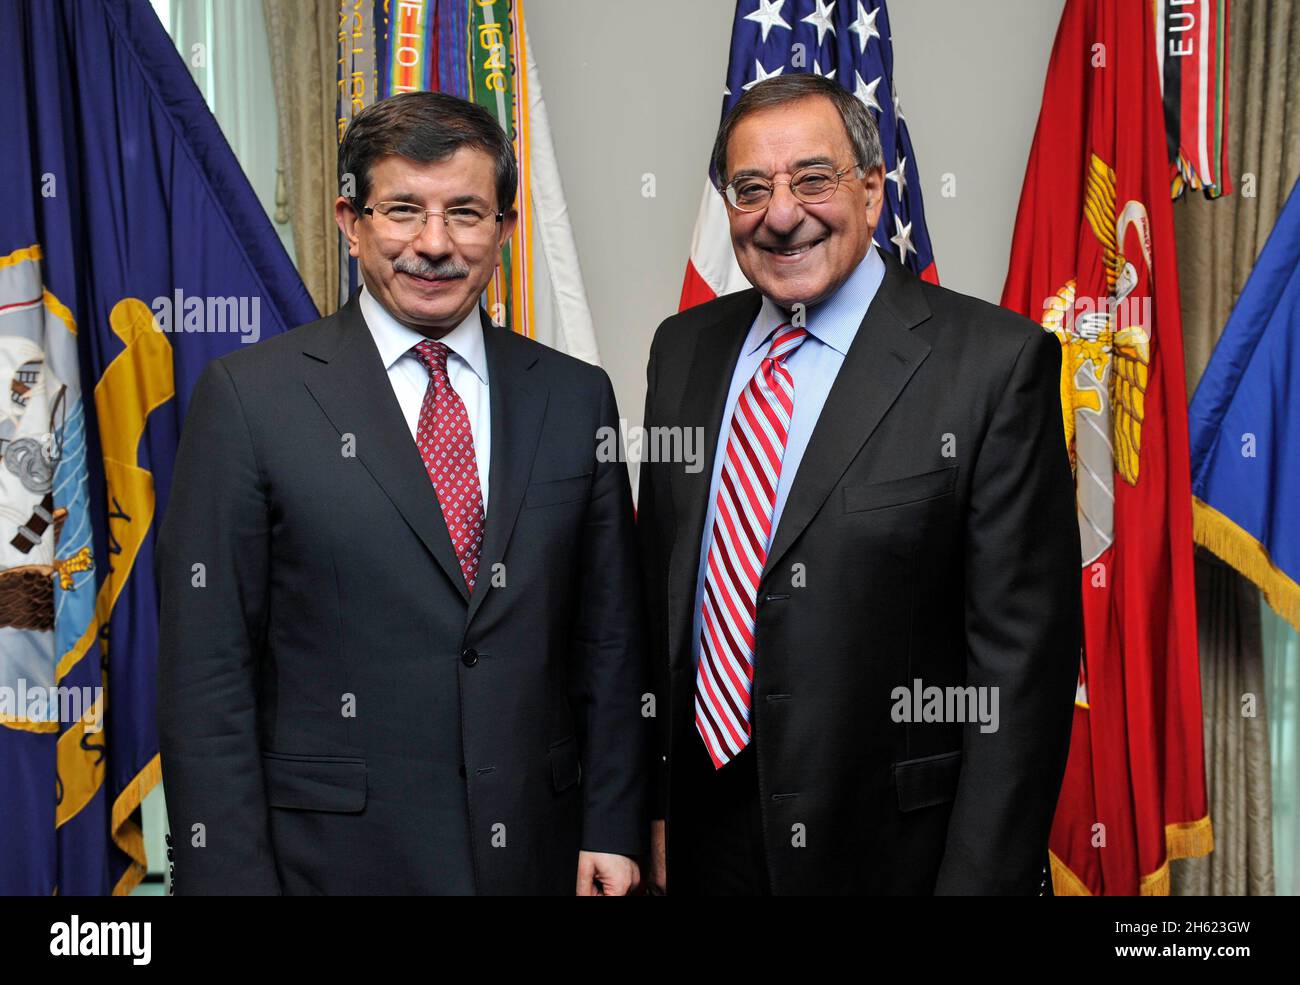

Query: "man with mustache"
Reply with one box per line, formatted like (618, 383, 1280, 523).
(638, 75, 1080, 895)
(158, 91, 647, 895)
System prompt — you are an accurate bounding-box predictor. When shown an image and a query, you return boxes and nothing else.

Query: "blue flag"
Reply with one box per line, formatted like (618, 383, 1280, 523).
(0, 0, 316, 894)
(1189, 177, 1300, 633)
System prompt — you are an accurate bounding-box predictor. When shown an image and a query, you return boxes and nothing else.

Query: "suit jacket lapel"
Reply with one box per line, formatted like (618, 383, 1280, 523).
(302, 295, 470, 602)
(466, 310, 547, 625)
(760, 252, 934, 584)
(667, 291, 760, 669)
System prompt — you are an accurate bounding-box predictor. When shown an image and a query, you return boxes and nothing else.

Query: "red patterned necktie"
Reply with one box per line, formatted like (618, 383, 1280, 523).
(412, 339, 484, 593)
(696, 323, 808, 769)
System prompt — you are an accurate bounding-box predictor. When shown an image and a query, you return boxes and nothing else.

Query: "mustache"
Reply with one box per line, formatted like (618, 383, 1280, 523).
(393, 255, 470, 280)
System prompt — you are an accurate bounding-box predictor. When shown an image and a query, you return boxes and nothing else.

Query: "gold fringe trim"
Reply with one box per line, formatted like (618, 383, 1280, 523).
(1050, 850, 1092, 895)
(1193, 498, 1300, 633)
(1140, 862, 1171, 895)
(1050, 814, 1214, 896)
(111, 753, 162, 896)
(44, 287, 77, 337)
(0, 716, 59, 733)
(0, 243, 42, 268)
(1166, 814, 1215, 860)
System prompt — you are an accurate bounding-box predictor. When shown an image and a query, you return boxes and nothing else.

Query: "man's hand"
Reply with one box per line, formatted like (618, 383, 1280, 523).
(648, 820, 667, 894)
(576, 851, 640, 895)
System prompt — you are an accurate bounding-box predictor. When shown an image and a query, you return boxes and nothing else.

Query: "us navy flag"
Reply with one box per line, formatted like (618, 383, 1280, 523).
(0, 0, 316, 894)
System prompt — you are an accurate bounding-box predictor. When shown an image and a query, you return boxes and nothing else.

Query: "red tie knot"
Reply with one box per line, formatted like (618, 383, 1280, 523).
(413, 338, 452, 382)
(764, 323, 809, 365)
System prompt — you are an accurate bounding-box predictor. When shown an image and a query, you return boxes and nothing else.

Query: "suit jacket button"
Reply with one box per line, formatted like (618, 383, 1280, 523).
(461, 647, 478, 667)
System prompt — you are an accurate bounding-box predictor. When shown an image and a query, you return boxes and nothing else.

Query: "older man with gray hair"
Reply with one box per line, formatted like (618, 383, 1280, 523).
(637, 74, 1081, 895)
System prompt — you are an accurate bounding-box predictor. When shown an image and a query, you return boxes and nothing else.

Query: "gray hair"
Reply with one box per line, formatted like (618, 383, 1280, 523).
(710, 74, 884, 187)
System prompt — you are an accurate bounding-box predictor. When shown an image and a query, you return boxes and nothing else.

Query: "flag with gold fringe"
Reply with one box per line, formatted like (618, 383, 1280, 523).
(0, 0, 315, 894)
(1000, 0, 1212, 895)
(1189, 176, 1300, 632)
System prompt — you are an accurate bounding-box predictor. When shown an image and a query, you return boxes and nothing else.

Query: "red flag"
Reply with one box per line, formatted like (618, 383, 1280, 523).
(1001, 0, 1212, 895)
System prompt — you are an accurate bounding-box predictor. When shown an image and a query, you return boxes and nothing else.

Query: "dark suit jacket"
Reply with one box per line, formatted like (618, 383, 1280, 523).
(637, 249, 1081, 894)
(157, 296, 647, 895)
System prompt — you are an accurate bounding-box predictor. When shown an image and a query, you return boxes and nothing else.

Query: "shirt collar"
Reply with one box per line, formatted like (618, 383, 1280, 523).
(745, 244, 887, 357)
(358, 282, 489, 385)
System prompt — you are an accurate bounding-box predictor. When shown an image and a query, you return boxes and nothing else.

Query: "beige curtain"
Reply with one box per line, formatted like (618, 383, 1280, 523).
(263, 0, 339, 316)
(1175, 0, 1300, 391)
(1169, 0, 1300, 897)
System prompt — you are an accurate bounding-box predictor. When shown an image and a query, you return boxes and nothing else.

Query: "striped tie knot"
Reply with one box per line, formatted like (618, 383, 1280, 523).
(763, 323, 808, 365)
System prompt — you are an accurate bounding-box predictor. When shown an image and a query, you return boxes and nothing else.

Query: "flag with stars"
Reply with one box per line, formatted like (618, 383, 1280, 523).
(680, 0, 937, 309)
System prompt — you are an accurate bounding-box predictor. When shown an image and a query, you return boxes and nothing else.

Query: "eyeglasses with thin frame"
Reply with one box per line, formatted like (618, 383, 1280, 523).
(722, 163, 865, 212)
(357, 200, 505, 241)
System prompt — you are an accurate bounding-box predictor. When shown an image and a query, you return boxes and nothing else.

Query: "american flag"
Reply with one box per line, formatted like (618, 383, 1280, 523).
(681, 0, 938, 309)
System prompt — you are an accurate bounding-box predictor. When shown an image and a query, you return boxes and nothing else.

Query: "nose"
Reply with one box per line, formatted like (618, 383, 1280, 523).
(412, 212, 455, 256)
(761, 181, 804, 237)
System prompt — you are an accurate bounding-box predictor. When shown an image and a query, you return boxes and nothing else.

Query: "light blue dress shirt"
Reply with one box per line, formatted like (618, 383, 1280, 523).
(691, 245, 887, 665)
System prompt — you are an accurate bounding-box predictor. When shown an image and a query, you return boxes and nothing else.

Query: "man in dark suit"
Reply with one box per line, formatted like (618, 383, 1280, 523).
(157, 91, 646, 895)
(639, 74, 1080, 895)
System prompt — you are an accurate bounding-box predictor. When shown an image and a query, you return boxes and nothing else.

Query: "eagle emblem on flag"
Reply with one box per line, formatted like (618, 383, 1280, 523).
(1039, 154, 1153, 566)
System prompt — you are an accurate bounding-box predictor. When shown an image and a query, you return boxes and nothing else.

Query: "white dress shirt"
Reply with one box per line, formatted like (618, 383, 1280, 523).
(358, 284, 491, 511)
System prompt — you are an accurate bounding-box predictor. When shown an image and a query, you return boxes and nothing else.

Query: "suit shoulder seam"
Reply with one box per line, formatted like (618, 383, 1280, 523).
(211, 357, 269, 491)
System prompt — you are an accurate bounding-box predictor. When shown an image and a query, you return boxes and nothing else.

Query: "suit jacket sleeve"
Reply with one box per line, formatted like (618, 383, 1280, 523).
(571, 370, 650, 857)
(156, 359, 280, 895)
(934, 327, 1081, 894)
(635, 330, 670, 820)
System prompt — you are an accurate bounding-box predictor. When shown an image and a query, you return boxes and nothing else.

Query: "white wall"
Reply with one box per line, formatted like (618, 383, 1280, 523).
(525, 0, 1066, 452)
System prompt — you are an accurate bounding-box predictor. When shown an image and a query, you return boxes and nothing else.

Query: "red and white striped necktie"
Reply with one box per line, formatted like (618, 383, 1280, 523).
(696, 323, 808, 768)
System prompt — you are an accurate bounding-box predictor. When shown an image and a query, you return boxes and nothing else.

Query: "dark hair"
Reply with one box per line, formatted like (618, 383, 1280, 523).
(338, 91, 518, 212)
(709, 74, 884, 187)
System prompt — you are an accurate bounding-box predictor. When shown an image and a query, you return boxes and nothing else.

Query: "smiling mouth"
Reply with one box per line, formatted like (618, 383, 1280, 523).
(761, 237, 826, 258)
(399, 269, 462, 284)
